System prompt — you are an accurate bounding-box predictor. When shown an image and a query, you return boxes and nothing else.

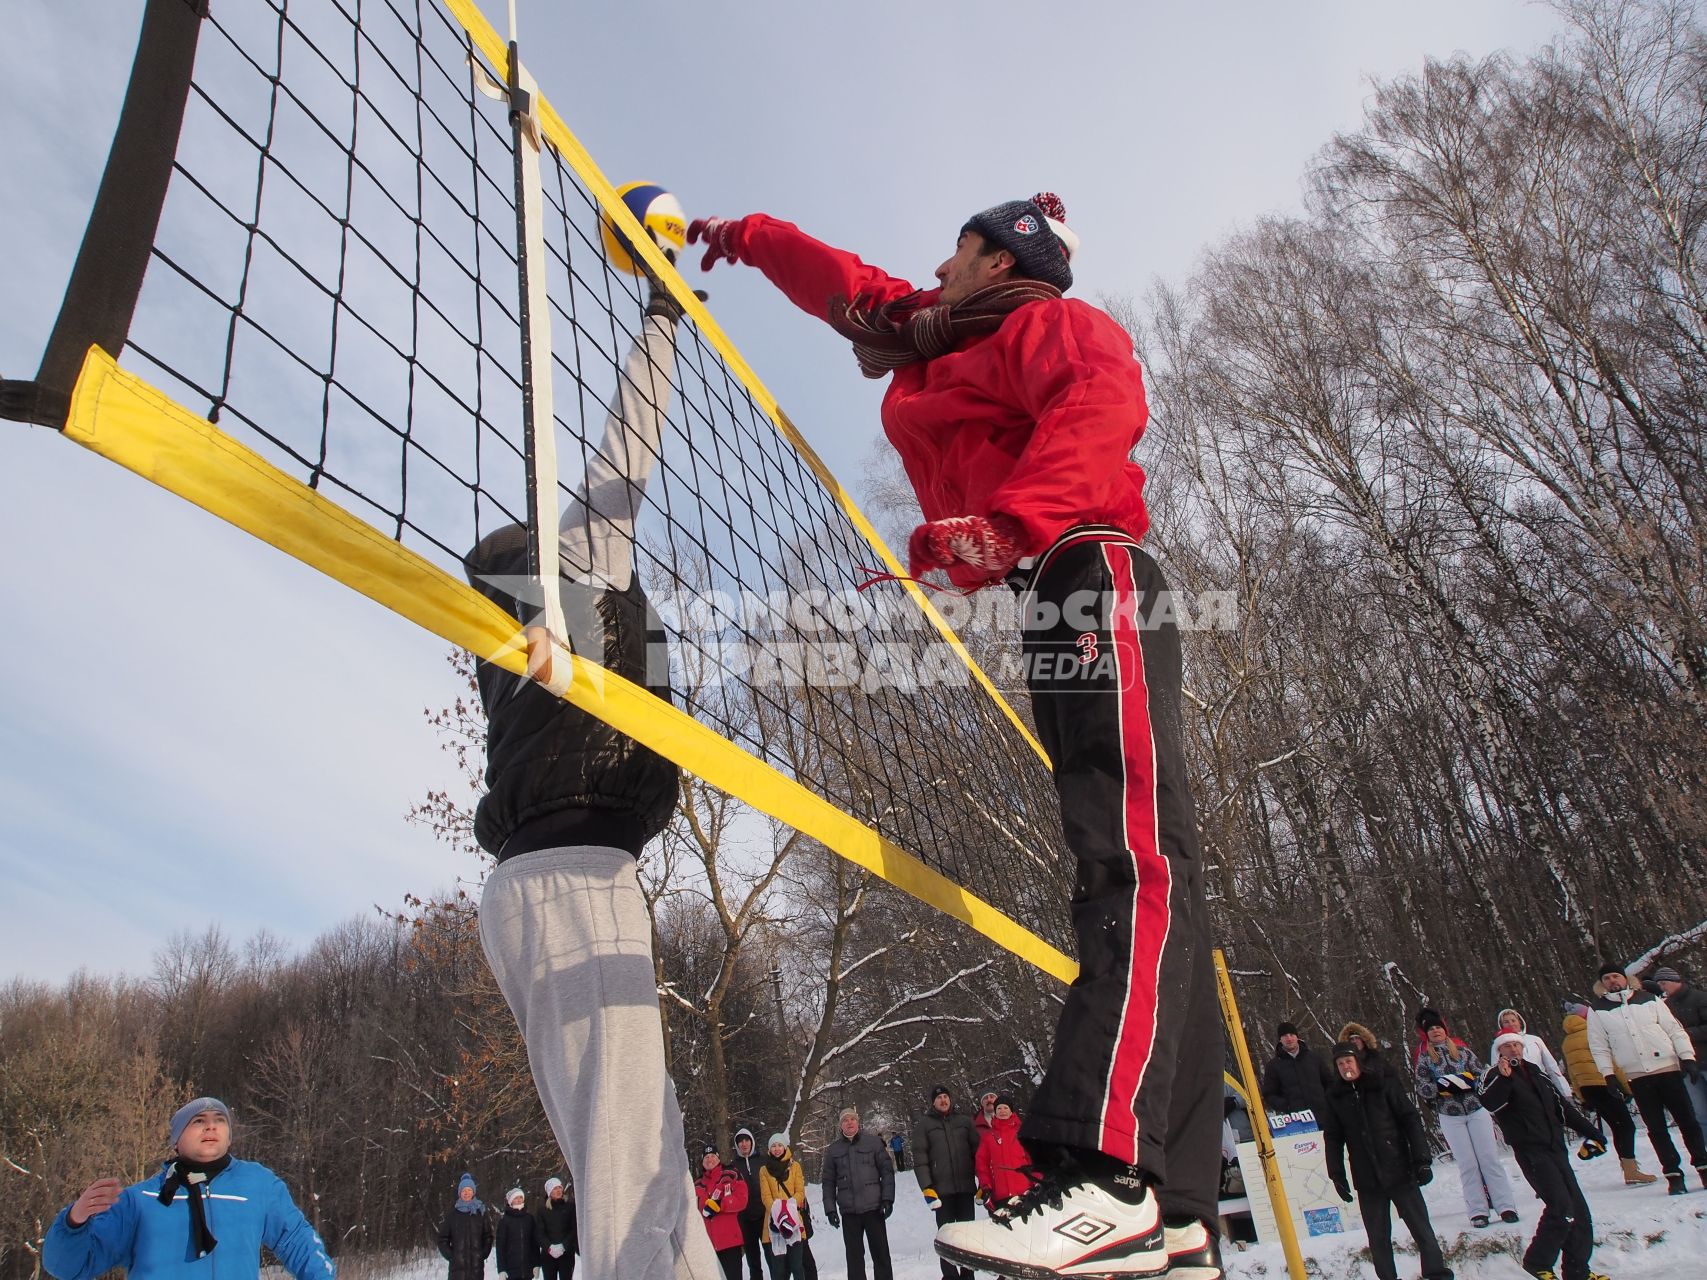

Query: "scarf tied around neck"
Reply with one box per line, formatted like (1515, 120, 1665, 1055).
(157, 1153, 232, 1258)
(826, 279, 1062, 378)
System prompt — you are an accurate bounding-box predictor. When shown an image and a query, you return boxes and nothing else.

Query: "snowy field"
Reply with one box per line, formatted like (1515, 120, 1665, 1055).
(342, 1136, 1707, 1280)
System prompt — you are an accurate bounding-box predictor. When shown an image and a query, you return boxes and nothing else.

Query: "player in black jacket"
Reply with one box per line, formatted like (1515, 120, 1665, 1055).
(468, 265, 723, 1280)
(1319, 1044, 1451, 1280)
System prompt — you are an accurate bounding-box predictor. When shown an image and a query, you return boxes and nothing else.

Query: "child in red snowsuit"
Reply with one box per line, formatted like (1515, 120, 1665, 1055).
(689, 196, 1220, 1280)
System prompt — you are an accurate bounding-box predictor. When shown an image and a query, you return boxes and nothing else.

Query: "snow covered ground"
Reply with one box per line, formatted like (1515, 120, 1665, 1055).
(351, 1142, 1707, 1280)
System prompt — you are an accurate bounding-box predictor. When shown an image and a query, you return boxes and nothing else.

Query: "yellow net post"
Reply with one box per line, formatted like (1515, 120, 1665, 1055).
(1214, 947, 1307, 1280)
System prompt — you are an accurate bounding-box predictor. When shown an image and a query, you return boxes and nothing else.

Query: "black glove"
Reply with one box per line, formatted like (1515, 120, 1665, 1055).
(1686, 1059, 1702, 1082)
(1414, 1163, 1434, 1186)
(880, 1200, 892, 1219)
(825, 1210, 839, 1229)
(1332, 1177, 1353, 1204)
(643, 253, 709, 322)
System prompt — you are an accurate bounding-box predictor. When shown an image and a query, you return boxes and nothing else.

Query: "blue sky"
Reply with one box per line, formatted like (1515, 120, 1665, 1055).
(0, 0, 1569, 983)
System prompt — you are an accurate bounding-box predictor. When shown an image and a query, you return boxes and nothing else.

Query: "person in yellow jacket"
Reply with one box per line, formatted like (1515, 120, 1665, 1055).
(759, 1135, 812, 1280)
(1561, 1002, 1655, 1185)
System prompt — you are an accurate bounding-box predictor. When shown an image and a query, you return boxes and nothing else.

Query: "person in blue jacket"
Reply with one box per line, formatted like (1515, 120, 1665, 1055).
(43, 1096, 334, 1280)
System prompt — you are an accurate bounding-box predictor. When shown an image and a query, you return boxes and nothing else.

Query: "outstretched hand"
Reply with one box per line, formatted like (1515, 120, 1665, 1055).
(686, 218, 739, 272)
(69, 1178, 124, 1227)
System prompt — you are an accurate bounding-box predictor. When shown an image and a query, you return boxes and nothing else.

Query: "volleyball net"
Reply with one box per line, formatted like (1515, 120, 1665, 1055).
(2, 0, 1078, 975)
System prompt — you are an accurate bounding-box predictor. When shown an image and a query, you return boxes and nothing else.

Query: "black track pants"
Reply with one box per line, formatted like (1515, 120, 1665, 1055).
(1631, 1071, 1707, 1172)
(1013, 528, 1223, 1224)
(1513, 1146, 1592, 1280)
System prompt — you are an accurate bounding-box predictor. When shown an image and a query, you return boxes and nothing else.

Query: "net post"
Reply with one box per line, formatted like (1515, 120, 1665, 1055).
(1214, 947, 1308, 1280)
(0, 0, 207, 428)
(505, 37, 566, 643)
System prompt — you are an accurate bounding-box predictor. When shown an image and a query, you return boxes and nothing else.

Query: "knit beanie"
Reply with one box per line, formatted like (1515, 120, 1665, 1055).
(930, 1084, 951, 1102)
(1654, 966, 1683, 983)
(767, 1132, 789, 1150)
(1330, 1041, 1359, 1062)
(1417, 1010, 1445, 1033)
(1598, 959, 1627, 979)
(962, 192, 1077, 292)
(1276, 1021, 1300, 1039)
(168, 1097, 231, 1150)
(507, 1188, 525, 1206)
(544, 1177, 563, 1196)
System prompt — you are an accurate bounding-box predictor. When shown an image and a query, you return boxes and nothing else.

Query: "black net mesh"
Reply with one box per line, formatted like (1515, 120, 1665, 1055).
(117, 0, 1073, 950)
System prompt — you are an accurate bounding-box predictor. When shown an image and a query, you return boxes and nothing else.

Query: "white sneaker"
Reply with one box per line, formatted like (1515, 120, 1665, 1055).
(933, 1167, 1166, 1278)
(1163, 1219, 1223, 1280)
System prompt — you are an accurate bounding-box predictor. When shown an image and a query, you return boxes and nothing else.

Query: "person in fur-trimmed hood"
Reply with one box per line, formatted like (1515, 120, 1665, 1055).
(1338, 1021, 1390, 1068)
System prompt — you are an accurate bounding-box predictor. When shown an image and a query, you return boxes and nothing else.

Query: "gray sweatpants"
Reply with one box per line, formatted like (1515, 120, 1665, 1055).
(480, 846, 722, 1280)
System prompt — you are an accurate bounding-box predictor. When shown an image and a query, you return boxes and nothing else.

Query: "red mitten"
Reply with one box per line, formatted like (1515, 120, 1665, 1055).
(686, 217, 740, 272)
(908, 514, 1023, 577)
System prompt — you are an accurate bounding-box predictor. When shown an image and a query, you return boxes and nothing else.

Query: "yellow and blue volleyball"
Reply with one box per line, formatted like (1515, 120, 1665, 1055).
(600, 180, 687, 275)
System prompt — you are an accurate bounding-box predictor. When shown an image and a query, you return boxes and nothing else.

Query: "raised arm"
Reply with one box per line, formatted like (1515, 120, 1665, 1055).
(42, 1183, 139, 1280)
(557, 301, 681, 591)
(690, 214, 916, 322)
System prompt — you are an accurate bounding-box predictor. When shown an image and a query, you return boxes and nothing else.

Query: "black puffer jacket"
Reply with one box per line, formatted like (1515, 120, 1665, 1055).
(495, 1205, 540, 1279)
(1320, 1059, 1430, 1194)
(1262, 1042, 1332, 1116)
(465, 524, 678, 858)
(1478, 1058, 1598, 1150)
(1666, 983, 1707, 1056)
(913, 1109, 980, 1197)
(436, 1205, 494, 1280)
(535, 1196, 577, 1258)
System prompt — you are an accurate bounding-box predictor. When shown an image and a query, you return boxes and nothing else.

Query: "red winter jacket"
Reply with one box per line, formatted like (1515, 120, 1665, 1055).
(723, 215, 1150, 589)
(694, 1162, 749, 1252)
(974, 1112, 1034, 1202)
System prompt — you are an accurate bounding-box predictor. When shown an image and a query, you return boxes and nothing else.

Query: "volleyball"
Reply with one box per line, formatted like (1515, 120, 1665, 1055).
(601, 180, 687, 275)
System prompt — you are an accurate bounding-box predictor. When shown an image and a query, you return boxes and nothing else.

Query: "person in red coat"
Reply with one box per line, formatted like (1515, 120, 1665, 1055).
(695, 1144, 751, 1280)
(688, 197, 1219, 1280)
(974, 1097, 1034, 1209)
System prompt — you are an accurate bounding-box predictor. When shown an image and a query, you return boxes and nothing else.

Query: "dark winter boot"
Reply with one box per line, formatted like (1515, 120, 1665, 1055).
(1666, 1170, 1686, 1195)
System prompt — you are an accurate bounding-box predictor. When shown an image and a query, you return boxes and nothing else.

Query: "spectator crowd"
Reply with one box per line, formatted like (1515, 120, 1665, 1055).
(1259, 958, 1707, 1280)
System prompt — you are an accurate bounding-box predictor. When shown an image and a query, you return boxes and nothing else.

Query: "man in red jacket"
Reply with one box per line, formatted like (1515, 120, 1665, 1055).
(688, 197, 1221, 1280)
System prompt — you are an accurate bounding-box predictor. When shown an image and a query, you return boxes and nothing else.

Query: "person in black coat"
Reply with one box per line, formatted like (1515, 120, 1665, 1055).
(437, 1173, 495, 1280)
(1658, 967, 1707, 1133)
(496, 1188, 541, 1280)
(535, 1178, 577, 1280)
(1260, 1022, 1332, 1118)
(1480, 1034, 1605, 1280)
(912, 1087, 980, 1280)
(729, 1129, 765, 1280)
(1319, 1045, 1451, 1280)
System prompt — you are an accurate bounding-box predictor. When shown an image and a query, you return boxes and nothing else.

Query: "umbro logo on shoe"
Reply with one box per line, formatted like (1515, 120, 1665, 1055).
(1052, 1213, 1117, 1245)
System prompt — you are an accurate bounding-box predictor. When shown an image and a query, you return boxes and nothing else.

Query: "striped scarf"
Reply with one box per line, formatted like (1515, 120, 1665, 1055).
(827, 279, 1062, 378)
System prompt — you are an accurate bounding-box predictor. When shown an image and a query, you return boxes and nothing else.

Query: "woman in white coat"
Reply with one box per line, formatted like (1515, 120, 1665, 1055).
(1489, 1008, 1572, 1101)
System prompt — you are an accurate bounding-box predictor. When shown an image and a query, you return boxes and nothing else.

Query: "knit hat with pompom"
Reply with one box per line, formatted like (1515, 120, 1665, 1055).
(962, 192, 1078, 291)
